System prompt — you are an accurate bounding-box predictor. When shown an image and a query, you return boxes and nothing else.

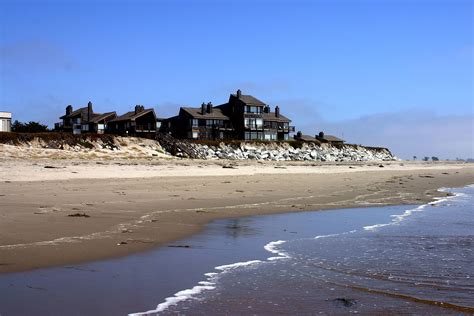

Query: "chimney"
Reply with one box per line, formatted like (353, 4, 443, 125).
(87, 101, 93, 121)
(264, 105, 270, 113)
(297, 131, 302, 138)
(66, 105, 73, 116)
(236, 89, 242, 98)
(206, 102, 213, 114)
(275, 106, 280, 117)
(318, 131, 324, 139)
(201, 102, 206, 114)
(135, 105, 144, 114)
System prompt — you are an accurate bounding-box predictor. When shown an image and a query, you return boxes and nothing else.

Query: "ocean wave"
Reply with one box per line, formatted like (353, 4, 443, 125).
(130, 239, 295, 314)
(129, 283, 216, 315)
(130, 186, 472, 315)
(264, 240, 291, 261)
(364, 189, 464, 232)
(129, 259, 265, 315)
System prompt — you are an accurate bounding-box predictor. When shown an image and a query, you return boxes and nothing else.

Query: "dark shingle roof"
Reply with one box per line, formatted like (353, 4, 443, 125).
(294, 134, 321, 143)
(89, 112, 116, 123)
(180, 107, 230, 120)
(232, 94, 266, 106)
(110, 109, 155, 122)
(60, 107, 88, 120)
(262, 112, 291, 123)
(319, 135, 345, 142)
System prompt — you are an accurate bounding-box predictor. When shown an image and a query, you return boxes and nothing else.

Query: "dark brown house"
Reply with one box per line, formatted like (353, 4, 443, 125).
(164, 102, 234, 140)
(108, 105, 157, 136)
(57, 102, 116, 134)
(164, 90, 294, 141)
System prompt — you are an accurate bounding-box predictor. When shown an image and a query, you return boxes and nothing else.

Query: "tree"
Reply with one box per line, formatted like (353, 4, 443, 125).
(423, 157, 429, 161)
(11, 120, 49, 133)
(413, 156, 417, 160)
(431, 156, 439, 161)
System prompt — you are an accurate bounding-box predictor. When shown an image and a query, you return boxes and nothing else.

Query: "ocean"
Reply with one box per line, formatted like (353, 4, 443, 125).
(1, 185, 473, 315)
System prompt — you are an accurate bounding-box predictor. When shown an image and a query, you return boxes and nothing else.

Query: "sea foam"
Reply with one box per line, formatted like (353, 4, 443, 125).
(130, 259, 264, 315)
(130, 239, 295, 315)
(264, 240, 291, 260)
(363, 189, 462, 232)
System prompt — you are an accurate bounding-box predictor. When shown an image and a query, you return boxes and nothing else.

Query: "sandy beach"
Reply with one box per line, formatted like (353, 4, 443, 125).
(0, 158, 473, 274)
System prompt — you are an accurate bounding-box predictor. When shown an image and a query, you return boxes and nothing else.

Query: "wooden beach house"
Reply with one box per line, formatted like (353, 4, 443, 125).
(57, 102, 116, 134)
(108, 105, 157, 136)
(165, 90, 294, 141)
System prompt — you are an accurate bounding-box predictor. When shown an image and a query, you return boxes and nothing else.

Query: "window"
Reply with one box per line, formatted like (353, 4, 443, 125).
(190, 119, 198, 127)
(278, 122, 289, 130)
(264, 132, 277, 141)
(245, 106, 262, 114)
(244, 118, 263, 129)
(98, 124, 105, 130)
(245, 132, 263, 140)
(264, 121, 278, 129)
(188, 131, 199, 139)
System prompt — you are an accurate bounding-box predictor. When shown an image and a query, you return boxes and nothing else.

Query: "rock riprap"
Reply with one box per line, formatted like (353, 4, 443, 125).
(165, 141, 396, 162)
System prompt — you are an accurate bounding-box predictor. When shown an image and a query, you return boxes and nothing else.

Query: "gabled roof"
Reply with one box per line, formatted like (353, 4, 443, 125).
(231, 94, 266, 106)
(110, 109, 156, 122)
(262, 112, 291, 123)
(318, 135, 345, 142)
(180, 107, 230, 120)
(89, 112, 116, 123)
(294, 134, 321, 143)
(60, 107, 88, 119)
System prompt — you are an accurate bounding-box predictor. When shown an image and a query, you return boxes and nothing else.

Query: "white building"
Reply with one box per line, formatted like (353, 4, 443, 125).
(0, 112, 12, 132)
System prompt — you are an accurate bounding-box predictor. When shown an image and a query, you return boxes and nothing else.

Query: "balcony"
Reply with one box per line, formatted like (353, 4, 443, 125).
(135, 125, 156, 133)
(214, 123, 234, 130)
(263, 124, 294, 132)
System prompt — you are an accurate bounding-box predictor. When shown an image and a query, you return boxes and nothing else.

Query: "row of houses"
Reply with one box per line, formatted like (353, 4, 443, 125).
(56, 102, 157, 135)
(55, 89, 344, 144)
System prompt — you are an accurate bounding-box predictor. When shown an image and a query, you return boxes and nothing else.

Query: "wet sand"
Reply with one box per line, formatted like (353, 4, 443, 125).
(0, 159, 473, 274)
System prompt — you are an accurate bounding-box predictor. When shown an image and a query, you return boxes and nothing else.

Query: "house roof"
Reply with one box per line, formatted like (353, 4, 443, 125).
(89, 112, 116, 123)
(231, 94, 266, 106)
(0, 112, 12, 119)
(180, 107, 230, 120)
(262, 112, 291, 123)
(60, 107, 88, 120)
(294, 134, 321, 143)
(110, 109, 156, 122)
(319, 135, 345, 142)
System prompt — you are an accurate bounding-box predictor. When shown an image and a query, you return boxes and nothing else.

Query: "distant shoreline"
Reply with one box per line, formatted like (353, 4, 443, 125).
(0, 158, 473, 274)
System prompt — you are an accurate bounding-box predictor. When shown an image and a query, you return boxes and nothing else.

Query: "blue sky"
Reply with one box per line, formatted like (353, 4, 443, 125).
(1, 0, 472, 159)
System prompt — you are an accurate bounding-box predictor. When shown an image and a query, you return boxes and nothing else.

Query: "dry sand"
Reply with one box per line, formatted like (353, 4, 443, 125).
(0, 157, 473, 274)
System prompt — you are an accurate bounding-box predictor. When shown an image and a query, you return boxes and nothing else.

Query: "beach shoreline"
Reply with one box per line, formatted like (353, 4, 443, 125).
(1, 158, 473, 274)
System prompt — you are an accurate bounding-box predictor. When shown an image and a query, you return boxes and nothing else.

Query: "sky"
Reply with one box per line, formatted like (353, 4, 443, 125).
(0, 0, 472, 159)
